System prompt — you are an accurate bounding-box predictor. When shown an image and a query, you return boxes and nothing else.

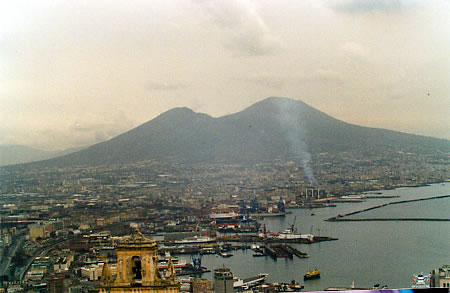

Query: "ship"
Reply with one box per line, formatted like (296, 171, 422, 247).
(332, 195, 366, 203)
(158, 252, 187, 270)
(260, 216, 314, 242)
(172, 235, 216, 245)
(234, 273, 268, 290)
(271, 280, 304, 292)
(218, 251, 233, 257)
(304, 269, 320, 280)
(412, 273, 430, 288)
(275, 228, 314, 242)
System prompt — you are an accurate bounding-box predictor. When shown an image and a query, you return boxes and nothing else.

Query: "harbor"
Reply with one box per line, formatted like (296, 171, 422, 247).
(175, 183, 450, 291)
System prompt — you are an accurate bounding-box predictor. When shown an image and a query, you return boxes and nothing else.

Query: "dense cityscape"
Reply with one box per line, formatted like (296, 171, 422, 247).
(0, 145, 448, 292)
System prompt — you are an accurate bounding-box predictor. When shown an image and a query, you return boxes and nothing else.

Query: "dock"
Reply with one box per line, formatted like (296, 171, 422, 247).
(271, 245, 293, 258)
(263, 244, 309, 259)
(264, 245, 277, 259)
(280, 244, 309, 258)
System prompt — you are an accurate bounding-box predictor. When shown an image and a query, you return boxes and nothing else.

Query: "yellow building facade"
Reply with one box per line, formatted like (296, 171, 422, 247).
(99, 230, 180, 293)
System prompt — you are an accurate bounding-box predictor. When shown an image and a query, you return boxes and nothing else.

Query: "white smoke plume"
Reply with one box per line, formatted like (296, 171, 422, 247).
(276, 99, 316, 185)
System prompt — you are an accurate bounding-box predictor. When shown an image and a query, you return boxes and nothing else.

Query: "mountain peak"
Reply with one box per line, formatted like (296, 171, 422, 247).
(156, 106, 213, 120)
(167, 106, 194, 113)
(158, 106, 195, 117)
(246, 97, 311, 111)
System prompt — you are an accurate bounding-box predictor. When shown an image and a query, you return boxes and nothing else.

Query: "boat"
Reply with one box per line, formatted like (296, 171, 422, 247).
(250, 211, 289, 218)
(218, 251, 233, 258)
(412, 273, 430, 288)
(279, 230, 313, 242)
(271, 280, 304, 292)
(252, 252, 265, 257)
(333, 195, 366, 202)
(341, 195, 366, 200)
(250, 243, 261, 250)
(260, 216, 314, 242)
(304, 269, 320, 280)
(200, 247, 216, 254)
(157, 252, 188, 270)
(273, 221, 314, 242)
(172, 236, 216, 245)
(287, 280, 304, 291)
(234, 273, 268, 290)
(157, 261, 188, 270)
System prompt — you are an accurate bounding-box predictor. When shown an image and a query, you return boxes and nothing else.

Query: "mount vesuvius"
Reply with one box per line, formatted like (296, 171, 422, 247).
(8, 97, 449, 167)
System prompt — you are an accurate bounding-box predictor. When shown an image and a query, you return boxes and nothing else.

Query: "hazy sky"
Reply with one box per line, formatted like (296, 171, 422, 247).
(1, 0, 449, 150)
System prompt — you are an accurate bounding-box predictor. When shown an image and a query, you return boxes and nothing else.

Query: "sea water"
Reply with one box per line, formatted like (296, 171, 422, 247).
(183, 182, 450, 291)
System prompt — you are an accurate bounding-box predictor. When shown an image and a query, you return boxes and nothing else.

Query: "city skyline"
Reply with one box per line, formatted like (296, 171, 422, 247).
(1, 0, 449, 150)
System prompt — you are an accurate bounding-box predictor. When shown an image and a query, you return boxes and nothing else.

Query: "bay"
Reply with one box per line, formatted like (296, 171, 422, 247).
(180, 182, 450, 291)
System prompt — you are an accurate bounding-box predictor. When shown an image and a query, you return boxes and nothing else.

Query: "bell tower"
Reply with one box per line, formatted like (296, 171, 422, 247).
(99, 230, 180, 293)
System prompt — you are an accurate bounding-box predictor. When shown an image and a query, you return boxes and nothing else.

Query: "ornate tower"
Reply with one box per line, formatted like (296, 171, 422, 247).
(99, 230, 180, 293)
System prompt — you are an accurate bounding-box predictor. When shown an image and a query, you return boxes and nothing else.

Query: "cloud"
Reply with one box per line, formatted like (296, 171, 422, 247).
(339, 41, 370, 58)
(294, 69, 345, 86)
(330, 0, 411, 14)
(145, 81, 187, 91)
(311, 69, 345, 84)
(236, 72, 284, 89)
(198, 0, 282, 56)
(4, 111, 138, 151)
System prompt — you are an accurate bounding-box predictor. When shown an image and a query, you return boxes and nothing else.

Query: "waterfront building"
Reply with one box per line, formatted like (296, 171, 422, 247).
(99, 229, 180, 293)
(305, 188, 323, 199)
(213, 267, 234, 293)
(431, 265, 450, 288)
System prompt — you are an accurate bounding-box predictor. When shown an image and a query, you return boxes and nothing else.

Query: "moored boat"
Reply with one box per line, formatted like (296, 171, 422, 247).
(412, 273, 430, 288)
(172, 235, 216, 245)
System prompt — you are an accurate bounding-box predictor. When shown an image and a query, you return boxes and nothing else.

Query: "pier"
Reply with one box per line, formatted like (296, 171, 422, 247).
(263, 244, 309, 259)
(280, 244, 309, 258)
(327, 194, 450, 222)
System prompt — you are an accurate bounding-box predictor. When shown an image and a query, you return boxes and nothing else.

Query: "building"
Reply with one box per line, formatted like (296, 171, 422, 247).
(431, 265, 450, 288)
(81, 264, 104, 281)
(191, 278, 212, 293)
(304, 188, 325, 199)
(46, 274, 66, 293)
(99, 229, 180, 293)
(213, 267, 234, 293)
(29, 224, 45, 239)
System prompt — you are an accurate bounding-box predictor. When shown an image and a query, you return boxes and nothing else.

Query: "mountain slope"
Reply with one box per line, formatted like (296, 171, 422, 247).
(9, 97, 449, 167)
(0, 145, 88, 166)
(0, 145, 54, 166)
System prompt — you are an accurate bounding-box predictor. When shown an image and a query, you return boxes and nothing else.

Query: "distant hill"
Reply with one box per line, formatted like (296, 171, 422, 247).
(0, 145, 54, 166)
(7, 97, 449, 167)
(0, 145, 87, 166)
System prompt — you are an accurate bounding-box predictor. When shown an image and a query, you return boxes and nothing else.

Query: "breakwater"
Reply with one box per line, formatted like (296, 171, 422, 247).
(326, 194, 450, 222)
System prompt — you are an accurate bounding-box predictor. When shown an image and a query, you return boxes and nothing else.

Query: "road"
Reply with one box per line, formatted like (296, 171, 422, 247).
(0, 234, 25, 276)
(18, 235, 77, 281)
